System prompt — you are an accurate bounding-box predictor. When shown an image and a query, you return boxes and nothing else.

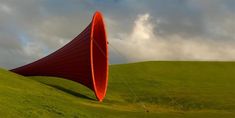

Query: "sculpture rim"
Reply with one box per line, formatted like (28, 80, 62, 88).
(90, 11, 109, 101)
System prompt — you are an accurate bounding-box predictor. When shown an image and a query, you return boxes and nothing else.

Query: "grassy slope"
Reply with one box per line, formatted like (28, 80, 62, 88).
(0, 61, 235, 118)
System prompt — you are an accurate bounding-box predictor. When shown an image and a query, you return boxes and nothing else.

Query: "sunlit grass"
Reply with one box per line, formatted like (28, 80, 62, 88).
(0, 61, 235, 117)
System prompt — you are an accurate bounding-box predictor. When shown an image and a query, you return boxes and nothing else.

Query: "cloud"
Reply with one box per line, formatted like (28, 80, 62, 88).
(0, 3, 12, 14)
(1, 0, 235, 68)
(0, 0, 92, 69)
(110, 13, 235, 63)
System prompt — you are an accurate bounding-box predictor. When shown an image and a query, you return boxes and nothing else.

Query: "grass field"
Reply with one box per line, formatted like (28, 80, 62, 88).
(0, 61, 235, 118)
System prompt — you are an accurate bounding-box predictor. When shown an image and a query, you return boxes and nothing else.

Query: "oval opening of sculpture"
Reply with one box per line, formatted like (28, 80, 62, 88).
(90, 12, 108, 101)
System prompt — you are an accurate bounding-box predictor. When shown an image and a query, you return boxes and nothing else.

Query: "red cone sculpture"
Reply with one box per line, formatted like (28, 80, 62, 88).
(11, 11, 108, 101)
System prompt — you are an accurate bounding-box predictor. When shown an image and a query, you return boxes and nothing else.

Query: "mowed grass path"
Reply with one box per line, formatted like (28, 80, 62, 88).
(0, 61, 235, 118)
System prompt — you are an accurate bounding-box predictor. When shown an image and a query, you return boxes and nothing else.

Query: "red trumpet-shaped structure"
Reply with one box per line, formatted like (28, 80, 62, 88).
(11, 11, 109, 101)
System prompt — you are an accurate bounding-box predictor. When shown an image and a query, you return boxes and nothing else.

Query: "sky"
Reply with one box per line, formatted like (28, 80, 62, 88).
(1, 0, 235, 69)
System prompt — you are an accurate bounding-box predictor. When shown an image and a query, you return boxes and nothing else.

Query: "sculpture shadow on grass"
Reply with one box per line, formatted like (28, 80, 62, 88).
(45, 83, 95, 101)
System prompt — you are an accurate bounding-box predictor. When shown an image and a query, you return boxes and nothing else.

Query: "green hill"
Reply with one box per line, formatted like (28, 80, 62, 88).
(0, 61, 235, 118)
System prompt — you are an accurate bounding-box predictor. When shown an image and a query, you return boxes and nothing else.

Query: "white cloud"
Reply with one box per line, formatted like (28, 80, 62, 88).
(2, 0, 235, 68)
(23, 42, 45, 58)
(0, 3, 12, 14)
(110, 13, 235, 62)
